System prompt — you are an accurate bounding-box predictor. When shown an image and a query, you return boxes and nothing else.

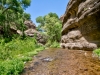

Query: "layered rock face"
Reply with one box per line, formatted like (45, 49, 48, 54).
(61, 0, 100, 50)
(24, 20, 47, 44)
(24, 20, 36, 29)
(17, 20, 47, 44)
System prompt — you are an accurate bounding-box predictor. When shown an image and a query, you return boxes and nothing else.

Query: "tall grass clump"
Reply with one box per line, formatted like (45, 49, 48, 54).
(50, 41, 60, 48)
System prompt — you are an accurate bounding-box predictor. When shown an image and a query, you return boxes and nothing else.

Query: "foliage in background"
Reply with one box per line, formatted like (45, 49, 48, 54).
(36, 12, 62, 47)
(0, 0, 31, 39)
(0, 37, 45, 75)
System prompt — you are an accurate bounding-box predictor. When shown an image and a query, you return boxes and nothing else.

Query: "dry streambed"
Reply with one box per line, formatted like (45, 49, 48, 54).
(21, 48, 100, 75)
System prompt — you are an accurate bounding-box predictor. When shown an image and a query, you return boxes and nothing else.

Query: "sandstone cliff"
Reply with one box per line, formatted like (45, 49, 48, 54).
(61, 0, 100, 50)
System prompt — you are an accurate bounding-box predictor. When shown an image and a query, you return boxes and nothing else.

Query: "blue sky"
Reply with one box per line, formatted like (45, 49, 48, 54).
(25, 0, 69, 26)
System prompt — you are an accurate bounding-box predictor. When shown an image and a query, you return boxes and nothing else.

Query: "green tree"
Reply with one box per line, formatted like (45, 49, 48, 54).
(36, 16, 44, 31)
(0, 0, 31, 38)
(24, 12, 31, 20)
(36, 16, 44, 24)
(36, 12, 62, 43)
(48, 12, 59, 18)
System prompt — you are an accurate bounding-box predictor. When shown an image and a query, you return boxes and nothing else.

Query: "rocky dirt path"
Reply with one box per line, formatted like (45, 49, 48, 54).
(21, 48, 100, 75)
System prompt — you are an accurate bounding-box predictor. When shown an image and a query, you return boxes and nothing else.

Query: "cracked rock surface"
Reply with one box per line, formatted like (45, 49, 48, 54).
(61, 0, 100, 50)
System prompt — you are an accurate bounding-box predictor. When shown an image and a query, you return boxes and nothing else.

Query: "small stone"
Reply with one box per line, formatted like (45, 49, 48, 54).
(41, 57, 54, 62)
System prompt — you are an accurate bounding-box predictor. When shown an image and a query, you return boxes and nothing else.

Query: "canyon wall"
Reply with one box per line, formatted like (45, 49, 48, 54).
(61, 0, 100, 50)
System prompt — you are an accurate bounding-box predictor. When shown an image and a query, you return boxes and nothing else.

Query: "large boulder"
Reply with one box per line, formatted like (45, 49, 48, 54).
(61, 0, 100, 50)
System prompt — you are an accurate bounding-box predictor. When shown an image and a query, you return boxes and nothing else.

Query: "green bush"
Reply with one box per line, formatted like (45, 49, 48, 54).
(93, 48, 100, 56)
(0, 37, 45, 75)
(0, 59, 24, 75)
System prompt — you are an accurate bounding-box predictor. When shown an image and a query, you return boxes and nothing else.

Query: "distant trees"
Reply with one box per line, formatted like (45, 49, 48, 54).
(36, 12, 62, 43)
(0, 0, 31, 38)
(24, 12, 31, 20)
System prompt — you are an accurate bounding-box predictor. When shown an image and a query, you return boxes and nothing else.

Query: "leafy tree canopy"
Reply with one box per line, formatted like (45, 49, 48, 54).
(36, 12, 62, 43)
(0, 0, 31, 38)
(23, 12, 31, 20)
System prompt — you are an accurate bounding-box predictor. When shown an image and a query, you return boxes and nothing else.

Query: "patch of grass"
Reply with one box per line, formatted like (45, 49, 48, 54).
(50, 41, 60, 48)
(93, 48, 100, 56)
(45, 40, 60, 48)
(0, 37, 45, 75)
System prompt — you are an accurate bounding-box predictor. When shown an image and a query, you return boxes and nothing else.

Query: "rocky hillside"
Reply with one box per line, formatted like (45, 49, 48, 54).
(0, 20, 47, 44)
(23, 20, 47, 44)
(61, 0, 100, 50)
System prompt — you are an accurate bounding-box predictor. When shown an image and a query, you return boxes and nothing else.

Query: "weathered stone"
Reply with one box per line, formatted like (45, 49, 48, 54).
(24, 29, 47, 44)
(24, 20, 36, 29)
(0, 20, 47, 44)
(61, 0, 100, 50)
(23, 21, 47, 44)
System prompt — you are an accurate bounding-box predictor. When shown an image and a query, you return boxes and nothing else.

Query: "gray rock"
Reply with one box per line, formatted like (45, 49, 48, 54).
(41, 57, 54, 62)
(61, 0, 100, 50)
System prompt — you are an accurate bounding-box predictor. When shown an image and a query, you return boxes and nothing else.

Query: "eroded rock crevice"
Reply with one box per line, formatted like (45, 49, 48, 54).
(61, 0, 100, 50)
(61, 30, 97, 50)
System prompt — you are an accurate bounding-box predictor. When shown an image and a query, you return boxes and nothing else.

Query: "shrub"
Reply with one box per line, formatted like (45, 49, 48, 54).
(0, 37, 45, 75)
(93, 48, 100, 56)
(0, 59, 24, 75)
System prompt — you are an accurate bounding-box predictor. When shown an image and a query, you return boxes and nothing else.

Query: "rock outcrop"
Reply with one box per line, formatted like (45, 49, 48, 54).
(61, 0, 100, 50)
(24, 20, 47, 44)
(0, 20, 47, 44)
(24, 20, 36, 29)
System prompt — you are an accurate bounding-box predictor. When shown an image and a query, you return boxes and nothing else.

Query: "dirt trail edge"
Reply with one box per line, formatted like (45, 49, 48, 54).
(21, 48, 100, 75)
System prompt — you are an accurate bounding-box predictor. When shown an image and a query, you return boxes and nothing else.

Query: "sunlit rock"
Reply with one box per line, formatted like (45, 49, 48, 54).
(61, 0, 100, 50)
